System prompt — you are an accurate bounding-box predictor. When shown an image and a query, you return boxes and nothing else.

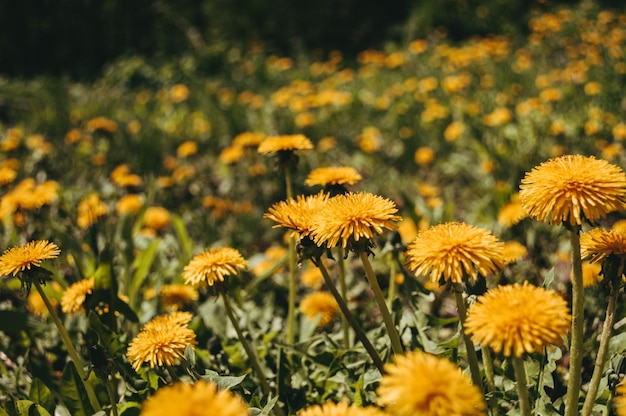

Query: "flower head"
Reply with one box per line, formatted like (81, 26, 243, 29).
(519, 155, 626, 226)
(183, 247, 247, 287)
(299, 291, 340, 327)
(464, 282, 571, 357)
(140, 380, 249, 416)
(304, 166, 363, 187)
(376, 350, 485, 416)
(581, 228, 626, 265)
(297, 401, 386, 416)
(77, 194, 108, 229)
(143, 207, 171, 231)
(61, 277, 95, 314)
(159, 284, 199, 311)
(615, 381, 626, 416)
(311, 192, 401, 250)
(0, 240, 60, 277)
(126, 312, 197, 371)
(405, 222, 504, 284)
(257, 134, 313, 154)
(264, 192, 329, 238)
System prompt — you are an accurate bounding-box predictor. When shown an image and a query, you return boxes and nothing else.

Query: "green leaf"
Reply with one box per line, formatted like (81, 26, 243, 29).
(202, 370, 246, 390)
(15, 400, 51, 416)
(128, 239, 161, 307)
(172, 214, 192, 263)
(29, 379, 55, 415)
(542, 267, 555, 290)
(118, 402, 141, 416)
(60, 362, 94, 416)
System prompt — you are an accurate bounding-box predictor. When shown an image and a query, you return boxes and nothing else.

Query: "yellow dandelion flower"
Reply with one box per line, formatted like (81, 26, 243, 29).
(140, 380, 248, 416)
(614, 381, 626, 416)
(376, 350, 485, 416)
(580, 227, 626, 266)
(18, 180, 59, 211)
(414, 146, 436, 165)
(126, 312, 197, 371)
(299, 291, 340, 327)
(257, 134, 314, 154)
(297, 401, 386, 416)
(159, 284, 199, 311)
(582, 261, 602, 287)
(465, 282, 571, 357)
(483, 107, 512, 126)
(77, 194, 108, 229)
(176, 141, 198, 158)
(61, 278, 95, 314)
(232, 131, 265, 148)
(0, 165, 17, 186)
(311, 192, 401, 249)
(183, 247, 247, 287)
(300, 266, 324, 289)
(143, 207, 171, 231)
(116, 194, 144, 215)
(219, 145, 245, 164)
(264, 193, 330, 238)
(0, 240, 60, 277)
(28, 282, 62, 316)
(497, 197, 528, 227)
(86, 116, 118, 133)
(519, 155, 626, 225)
(304, 166, 362, 187)
(502, 241, 528, 264)
(405, 222, 504, 284)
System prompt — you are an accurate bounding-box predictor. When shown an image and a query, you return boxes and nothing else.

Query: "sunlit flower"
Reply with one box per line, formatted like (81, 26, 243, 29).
(219, 146, 245, 164)
(17, 180, 59, 210)
(311, 192, 401, 250)
(264, 192, 330, 238)
(376, 350, 485, 416)
(169, 84, 190, 103)
(143, 207, 171, 231)
(580, 227, 626, 266)
(257, 134, 313, 154)
(140, 380, 248, 416)
(0, 165, 17, 186)
(444, 121, 465, 142)
(61, 278, 95, 314)
(300, 266, 324, 289)
(502, 241, 528, 264)
(299, 291, 340, 327)
(465, 282, 571, 357)
(183, 247, 247, 287)
(405, 222, 504, 284)
(304, 166, 362, 187)
(116, 194, 144, 215)
(0, 241, 60, 277)
(498, 196, 528, 227)
(519, 155, 626, 225)
(159, 284, 199, 311)
(126, 312, 197, 371)
(582, 261, 603, 287)
(297, 401, 386, 416)
(77, 194, 108, 229)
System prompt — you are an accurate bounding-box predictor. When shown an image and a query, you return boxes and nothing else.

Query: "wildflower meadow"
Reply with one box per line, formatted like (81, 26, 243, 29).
(2, 2, 626, 415)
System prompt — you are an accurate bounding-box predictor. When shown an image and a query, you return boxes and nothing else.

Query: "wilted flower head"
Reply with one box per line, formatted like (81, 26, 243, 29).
(264, 192, 330, 239)
(183, 247, 247, 288)
(299, 291, 340, 327)
(405, 222, 504, 284)
(297, 401, 387, 416)
(310, 192, 401, 251)
(465, 282, 571, 357)
(61, 277, 95, 315)
(126, 312, 197, 371)
(376, 350, 485, 416)
(304, 166, 363, 188)
(519, 155, 626, 226)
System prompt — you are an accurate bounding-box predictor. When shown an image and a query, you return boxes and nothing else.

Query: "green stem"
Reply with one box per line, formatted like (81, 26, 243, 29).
(512, 355, 532, 416)
(565, 224, 584, 416)
(359, 252, 404, 356)
(284, 165, 296, 346)
(581, 262, 622, 416)
(337, 248, 351, 348)
(452, 282, 483, 392)
(313, 258, 385, 374)
(386, 253, 397, 308)
(482, 347, 498, 415)
(33, 281, 102, 413)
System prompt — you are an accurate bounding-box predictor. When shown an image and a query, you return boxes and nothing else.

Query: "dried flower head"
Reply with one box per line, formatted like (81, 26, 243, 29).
(257, 134, 314, 154)
(0, 240, 60, 277)
(61, 277, 95, 315)
(297, 401, 387, 416)
(304, 166, 363, 187)
(376, 350, 485, 416)
(519, 155, 626, 226)
(264, 192, 330, 239)
(183, 247, 247, 287)
(465, 282, 571, 357)
(299, 291, 340, 327)
(140, 380, 249, 416)
(405, 222, 504, 284)
(126, 312, 197, 371)
(311, 192, 401, 250)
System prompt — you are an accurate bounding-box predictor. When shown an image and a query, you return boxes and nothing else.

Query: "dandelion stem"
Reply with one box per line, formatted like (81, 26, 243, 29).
(452, 282, 483, 392)
(512, 355, 532, 416)
(221, 293, 283, 416)
(481, 347, 498, 415)
(284, 164, 297, 347)
(337, 248, 351, 348)
(581, 262, 623, 416)
(313, 258, 385, 374)
(386, 252, 397, 308)
(33, 280, 102, 413)
(565, 224, 584, 416)
(359, 252, 404, 356)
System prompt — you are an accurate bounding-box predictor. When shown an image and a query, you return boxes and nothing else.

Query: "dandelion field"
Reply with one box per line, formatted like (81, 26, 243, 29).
(1, 2, 626, 415)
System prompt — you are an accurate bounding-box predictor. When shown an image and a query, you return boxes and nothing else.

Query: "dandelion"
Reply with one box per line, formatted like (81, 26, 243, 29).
(159, 284, 199, 311)
(519, 155, 626, 226)
(176, 141, 198, 158)
(257, 134, 313, 154)
(497, 196, 528, 227)
(116, 194, 143, 215)
(580, 227, 626, 267)
(182, 247, 247, 288)
(405, 222, 504, 284)
(502, 241, 528, 264)
(61, 278, 95, 315)
(304, 166, 362, 188)
(77, 193, 108, 229)
(297, 401, 386, 416)
(0, 240, 60, 277)
(299, 291, 340, 327)
(143, 207, 171, 231)
(581, 261, 602, 287)
(264, 192, 330, 239)
(140, 380, 249, 416)
(615, 381, 626, 416)
(126, 312, 197, 371)
(414, 146, 436, 165)
(376, 350, 485, 416)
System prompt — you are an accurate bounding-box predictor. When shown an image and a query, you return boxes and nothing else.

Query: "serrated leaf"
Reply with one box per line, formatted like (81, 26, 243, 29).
(29, 379, 55, 415)
(60, 362, 94, 416)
